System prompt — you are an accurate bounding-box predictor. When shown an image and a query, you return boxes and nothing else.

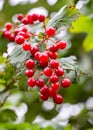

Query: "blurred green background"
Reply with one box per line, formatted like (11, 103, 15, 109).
(0, 0, 93, 130)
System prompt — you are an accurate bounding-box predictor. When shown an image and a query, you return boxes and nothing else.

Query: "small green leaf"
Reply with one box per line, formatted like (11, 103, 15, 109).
(47, 6, 79, 32)
(70, 15, 93, 51)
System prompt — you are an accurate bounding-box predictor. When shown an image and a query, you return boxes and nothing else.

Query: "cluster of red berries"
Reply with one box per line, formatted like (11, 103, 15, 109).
(3, 13, 71, 104)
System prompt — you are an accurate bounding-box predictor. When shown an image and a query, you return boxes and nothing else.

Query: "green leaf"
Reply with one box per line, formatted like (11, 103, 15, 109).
(0, 109, 17, 122)
(58, 56, 87, 76)
(47, 6, 79, 32)
(70, 15, 93, 51)
(8, 45, 30, 67)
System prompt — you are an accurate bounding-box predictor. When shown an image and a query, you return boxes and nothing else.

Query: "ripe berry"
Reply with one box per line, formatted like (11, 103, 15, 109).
(39, 53, 48, 63)
(46, 27, 56, 37)
(34, 52, 41, 60)
(44, 67, 52, 77)
(49, 44, 58, 52)
(49, 87, 57, 97)
(26, 14, 34, 24)
(17, 14, 24, 21)
(30, 46, 39, 55)
(49, 52, 58, 59)
(51, 82, 60, 91)
(22, 42, 31, 51)
(55, 67, 64, 76)
(26, 59, 35, 69)
(53, 94, 63, 104)
(39, 61, 48, 68)
(27, 78, 36, 87)
(40, 94, 49, 101)
(5, 22, 12, 30)
(57, 41, 67, 49)
(17, 31, 26, 38)
(22, 18, 29, 25)
(15, 35, 25, 44)
(40, 86, 49, 95)
(9, 34, 15, 41)
(3, 31, 11, 39)
(36, 79, 44, 88)
(39, 14, 45, 22)
(50, 60, 59, 68)
(50, 75, 59, 83)
(25, 69, 34, 77)
(21, 27, 28, 33)
(61, 78, 71, 88)
(31, 13, 39, 21)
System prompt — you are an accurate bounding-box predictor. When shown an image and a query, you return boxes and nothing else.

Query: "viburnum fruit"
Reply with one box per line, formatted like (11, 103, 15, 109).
(61, 78, 71, 88)
(2, 12, 72, 105)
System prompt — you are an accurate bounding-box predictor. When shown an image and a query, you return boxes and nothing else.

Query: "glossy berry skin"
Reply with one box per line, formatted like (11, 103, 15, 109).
(27, 14, 34, 24)
(39, 53, 48, 63)
(49, 52, 58, 59)
(49, 44, 58, 52)
(40, 86, 49, 95)
(39, 61, 48, 68)
(55, 67, 64, 76)
(26, 59, 35, 69)
(46, 27, 56, 37)
(50, 60, 59, 68)
(25, 69, 34, 77)
(50, 75, 59, 83)
(5, 22, 12, 30)
(31, 13, 39, 21)
(61, 78, 71, 88)
(51, 82, 60, 91)
(15, 35, 25, 44)
(36, 79, 44, 88)
(53, 94, 63, 104)
(3, 31, 11, 39)
(22, 42, 31, 51)
(27, 78, 36, 87)
(57, 41, 67, 49)
(39, 14, 45, 22)
(17, 14, 24, 21)
(43, 67, 52, 77)
(34, 52, 41, 60)
(30, 46, 39, 55)
(9, 34, 15, 41)
(49, 87, 57, 97)
(40, 94, 49, 101)
(22, 18, 29, 25)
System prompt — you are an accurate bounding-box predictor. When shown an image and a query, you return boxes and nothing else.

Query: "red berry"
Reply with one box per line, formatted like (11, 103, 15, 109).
(25, 33, 31, 39)
(26, 14, 34, 24)
(50, 75, 59, 83)
(39, 61, 48, 68)
(14, 28, 20, 36)
(22, 18, 29, 25)
(49, 52, 58, 59)
(34, 52, 41, 60)
(17, 14, 24, 21)
(40, 94, 49, 101)
(44, 67, 52, 77)
(5, 22, 12, 30)
(25, 69, 34, 77)
(49, 44, 58, 52)
(51, 82, 60, 91)
(50, 60, 59, 68)
(61, 78, 71, 88)
(3, 31, 11, 39)
(31, 13, 39, 21)
(55, 67, 64, 76)
(22, 42, 31, 51)
(17, 31, 26, 38)
(27, 78, 36, 87)
(21, 27, 28, 33)
(39, 53, 48, 62)
(53, 94, 63, 104)
(49, 87, 57, 97)
(9, 34, 15, 41)
(30, 46, 39, 55)
(46, 27, 56, 37)
(36, 79, 44, 88)
(39, 14, 45, 22)
(15, 35, 25, 44)
(26, 59, 35, 69)
(40, 85, 49, 95)
(57, 41, 67, 49)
